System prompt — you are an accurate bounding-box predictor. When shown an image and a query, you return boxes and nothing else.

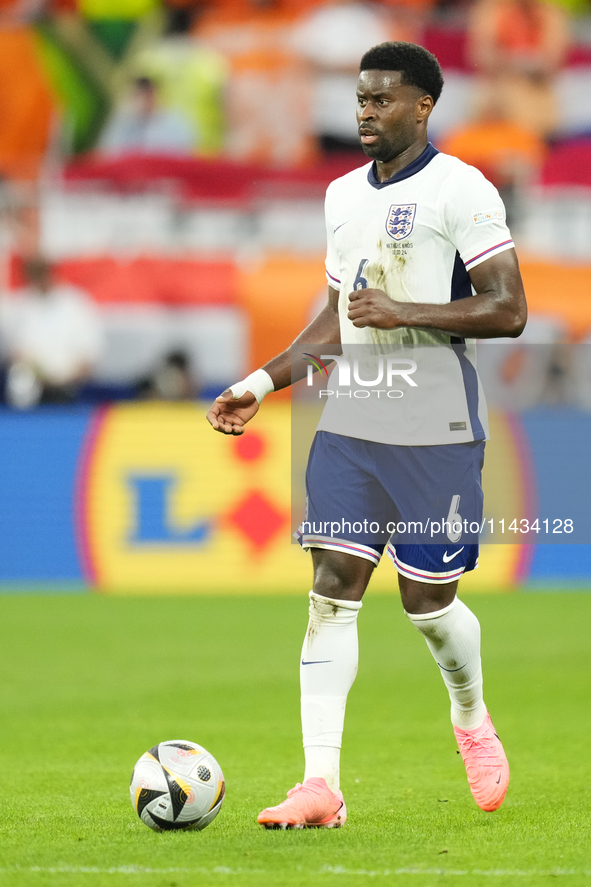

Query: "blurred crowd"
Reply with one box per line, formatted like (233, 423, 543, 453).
(2, 0, 590, 188)
(1, 0, 591, 407)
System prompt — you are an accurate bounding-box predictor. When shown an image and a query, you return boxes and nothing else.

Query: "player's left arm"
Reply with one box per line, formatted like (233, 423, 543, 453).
(347, 248, 527, 339)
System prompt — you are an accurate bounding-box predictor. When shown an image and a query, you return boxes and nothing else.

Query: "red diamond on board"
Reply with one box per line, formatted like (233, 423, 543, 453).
(226, 490, 286, 552)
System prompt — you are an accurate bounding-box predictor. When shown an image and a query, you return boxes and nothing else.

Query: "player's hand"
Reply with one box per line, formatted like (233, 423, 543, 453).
(347, 288, 404, 329)
(206, 389, 260, 435)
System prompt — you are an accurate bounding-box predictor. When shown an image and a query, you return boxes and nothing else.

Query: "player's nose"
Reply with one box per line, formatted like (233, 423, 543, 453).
(358, 101, 376, 120)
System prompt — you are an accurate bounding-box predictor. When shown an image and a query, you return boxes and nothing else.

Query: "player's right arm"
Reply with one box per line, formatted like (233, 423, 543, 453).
(206, 287, 341, 435)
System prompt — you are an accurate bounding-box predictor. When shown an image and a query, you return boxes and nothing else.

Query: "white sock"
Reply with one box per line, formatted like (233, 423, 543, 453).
(405, 597, 487, 730)
(301, 590, 362, 791)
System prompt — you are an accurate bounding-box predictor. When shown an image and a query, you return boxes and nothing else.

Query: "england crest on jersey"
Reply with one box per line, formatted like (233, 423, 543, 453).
(386, 204, 416, 241)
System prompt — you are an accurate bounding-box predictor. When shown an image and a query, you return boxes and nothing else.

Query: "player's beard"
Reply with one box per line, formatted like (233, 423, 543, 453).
(359, 121, 418, 164)
(361, 137, 399, 162)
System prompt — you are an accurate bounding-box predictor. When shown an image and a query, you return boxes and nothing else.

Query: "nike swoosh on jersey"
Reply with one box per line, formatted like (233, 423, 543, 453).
(442, 546, 465, 563)
(301, 660, 333, 665)
(333, 222, 348, 233)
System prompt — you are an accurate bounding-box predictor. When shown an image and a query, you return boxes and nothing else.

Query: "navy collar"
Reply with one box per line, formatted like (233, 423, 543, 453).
(367, 142, 438, 189)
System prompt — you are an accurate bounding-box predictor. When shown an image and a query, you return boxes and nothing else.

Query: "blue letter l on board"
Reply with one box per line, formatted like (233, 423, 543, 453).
(127, 475, 211, 545)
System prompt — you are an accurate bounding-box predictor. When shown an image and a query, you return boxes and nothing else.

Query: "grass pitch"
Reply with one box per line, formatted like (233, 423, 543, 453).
(0, 590, 590, 887)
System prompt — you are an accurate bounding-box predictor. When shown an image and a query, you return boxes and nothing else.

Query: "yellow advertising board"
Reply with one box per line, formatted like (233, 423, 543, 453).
(78, 402, 524, 594)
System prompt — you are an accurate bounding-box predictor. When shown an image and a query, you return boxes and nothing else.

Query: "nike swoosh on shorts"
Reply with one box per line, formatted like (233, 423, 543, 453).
(442, 546, 465, 563)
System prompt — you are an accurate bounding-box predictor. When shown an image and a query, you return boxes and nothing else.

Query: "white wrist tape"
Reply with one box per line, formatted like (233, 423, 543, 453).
(229, 369, 274, 404)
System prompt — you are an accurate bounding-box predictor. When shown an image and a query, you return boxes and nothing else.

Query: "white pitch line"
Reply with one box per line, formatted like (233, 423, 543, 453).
(0, 866, 589, 877)
(322, 866, 591, 877)
(20, 869, 264, 876)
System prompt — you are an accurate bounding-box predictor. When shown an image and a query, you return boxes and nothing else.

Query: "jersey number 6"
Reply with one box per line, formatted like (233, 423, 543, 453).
(353, 259, 369, 290)
(446, 494, 463, 543)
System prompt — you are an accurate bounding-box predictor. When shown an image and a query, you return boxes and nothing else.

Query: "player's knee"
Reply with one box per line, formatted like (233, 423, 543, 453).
(311, 550, 372, 601)
(313, 573, 363, 601)
(399, 575, 458, 614)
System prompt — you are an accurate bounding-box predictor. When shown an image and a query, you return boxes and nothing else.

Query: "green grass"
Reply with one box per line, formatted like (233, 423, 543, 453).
(0, 592, 590, 887)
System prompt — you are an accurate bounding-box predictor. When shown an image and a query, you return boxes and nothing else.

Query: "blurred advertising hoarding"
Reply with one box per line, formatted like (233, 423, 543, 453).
(0, 401, 589, 593)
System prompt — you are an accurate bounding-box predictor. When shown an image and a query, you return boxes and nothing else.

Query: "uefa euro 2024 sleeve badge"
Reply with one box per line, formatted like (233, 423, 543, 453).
(386, 204, 417, 241)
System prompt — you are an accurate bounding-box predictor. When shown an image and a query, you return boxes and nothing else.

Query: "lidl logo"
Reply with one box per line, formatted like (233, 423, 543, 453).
(77, 402, 307, 592)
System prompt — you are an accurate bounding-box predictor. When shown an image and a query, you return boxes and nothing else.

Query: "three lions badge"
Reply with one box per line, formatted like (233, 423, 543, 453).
(386, 204, 416, 241)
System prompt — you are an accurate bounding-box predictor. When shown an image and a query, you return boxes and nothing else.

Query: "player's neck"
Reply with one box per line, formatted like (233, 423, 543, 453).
(374, 137, 430, 183)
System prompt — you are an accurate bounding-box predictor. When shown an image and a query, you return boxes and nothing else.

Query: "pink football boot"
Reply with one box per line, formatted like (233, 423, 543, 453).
(454, 712, 510, 811)
(257, 777, 347, 829)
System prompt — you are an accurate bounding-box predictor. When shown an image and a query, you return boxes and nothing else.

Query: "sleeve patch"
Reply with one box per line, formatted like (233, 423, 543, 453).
(473, 209, 505, 226)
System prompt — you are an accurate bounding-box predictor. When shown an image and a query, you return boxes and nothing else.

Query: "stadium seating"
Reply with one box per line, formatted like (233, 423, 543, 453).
(540, 138, 591, 187)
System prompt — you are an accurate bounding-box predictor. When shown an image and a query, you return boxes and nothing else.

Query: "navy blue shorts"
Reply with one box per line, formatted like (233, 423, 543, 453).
(297, 431, 484, 584)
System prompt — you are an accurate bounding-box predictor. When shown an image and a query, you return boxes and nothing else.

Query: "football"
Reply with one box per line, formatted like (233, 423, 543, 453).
(130, 739, 225, 832)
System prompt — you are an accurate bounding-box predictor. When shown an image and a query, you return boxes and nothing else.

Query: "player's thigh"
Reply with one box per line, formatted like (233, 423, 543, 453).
(384, 440, 485, 539)
(300, 431, 394, 563)
(384, 441, 483, 585)
(311, 547, 375, 602)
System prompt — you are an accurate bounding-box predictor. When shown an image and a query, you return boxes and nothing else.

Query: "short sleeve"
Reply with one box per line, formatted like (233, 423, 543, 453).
(324, 184, 341, 290)
(442, 165, 514, 271)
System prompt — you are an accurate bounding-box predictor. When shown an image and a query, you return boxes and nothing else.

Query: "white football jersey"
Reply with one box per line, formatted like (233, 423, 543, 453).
(317, 143, 515, 446)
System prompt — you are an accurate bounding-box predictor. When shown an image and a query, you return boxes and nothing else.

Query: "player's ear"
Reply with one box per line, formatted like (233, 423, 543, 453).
(416, 93, 434, 122)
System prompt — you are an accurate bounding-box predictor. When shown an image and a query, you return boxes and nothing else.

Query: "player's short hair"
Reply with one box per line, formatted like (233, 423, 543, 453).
(359, 42, 444, 104)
